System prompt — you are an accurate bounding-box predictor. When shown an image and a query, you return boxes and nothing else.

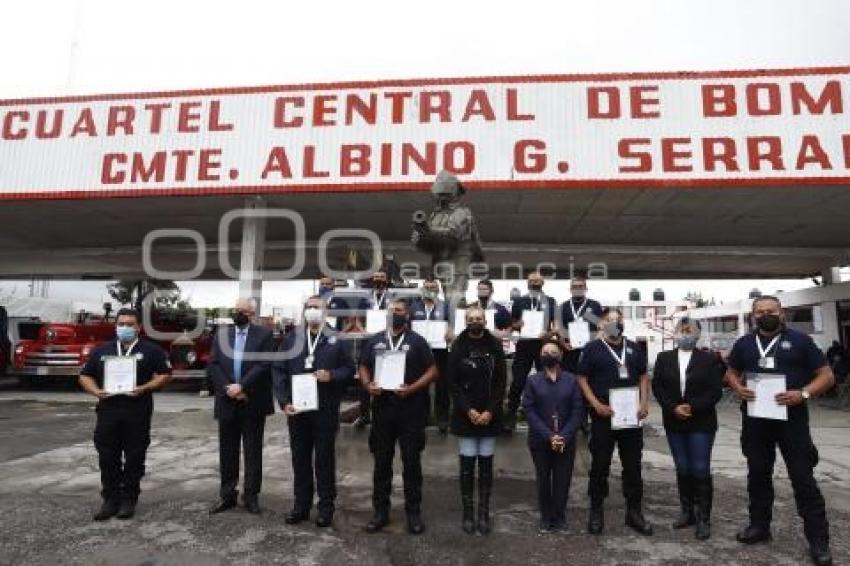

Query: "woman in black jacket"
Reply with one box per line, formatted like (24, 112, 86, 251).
(652, 318, 725, 540)
(447, 306, 507, 535)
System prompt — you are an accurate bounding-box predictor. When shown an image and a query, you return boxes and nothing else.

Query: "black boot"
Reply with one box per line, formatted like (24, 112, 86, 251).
(694, 476, 712, 540)
(93, 499, 120, 521)
(365, 510, 389, 533)
(809, 539, 833, 566)
(673, 474, 695, 529)
(116, 498, 136, 520)
(477, 455, 494, 535)
(625, 505, 653, 536)
(460, 456, 476, 534)
(587, 503, 604, 534)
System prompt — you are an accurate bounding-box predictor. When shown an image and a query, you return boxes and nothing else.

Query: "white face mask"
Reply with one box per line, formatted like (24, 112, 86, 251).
(304, 308, 324, 325)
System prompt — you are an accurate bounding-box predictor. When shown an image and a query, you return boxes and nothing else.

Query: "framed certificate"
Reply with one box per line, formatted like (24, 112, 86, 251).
(375, 350, 406, 390)
(610, 386, 640, 429)
(103, 356, 137, 395)
(366, 309, 388, 333)
(411, 320, 448, 349)
(746, 373, 788, 421)
(291, 373, 318, 412)
(519, 310, 545, 339)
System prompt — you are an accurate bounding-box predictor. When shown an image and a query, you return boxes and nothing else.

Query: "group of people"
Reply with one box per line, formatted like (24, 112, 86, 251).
(76, 272, 836, 565)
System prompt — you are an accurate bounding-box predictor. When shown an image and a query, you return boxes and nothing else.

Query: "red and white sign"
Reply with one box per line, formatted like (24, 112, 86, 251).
(1, 66, 849, 200)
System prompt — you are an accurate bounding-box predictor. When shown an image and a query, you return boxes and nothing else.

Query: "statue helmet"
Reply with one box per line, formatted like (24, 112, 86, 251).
(430, 170, 466, 197)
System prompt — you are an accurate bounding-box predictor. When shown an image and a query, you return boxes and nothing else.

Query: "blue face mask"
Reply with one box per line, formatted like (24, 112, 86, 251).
(676, 335, 697, 350)
(116, 325, 137, 343)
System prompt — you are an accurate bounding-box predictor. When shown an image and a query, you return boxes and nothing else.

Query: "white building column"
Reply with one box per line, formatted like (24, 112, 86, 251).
(238, 196, 267, 313)
(821, 266, 842, 286)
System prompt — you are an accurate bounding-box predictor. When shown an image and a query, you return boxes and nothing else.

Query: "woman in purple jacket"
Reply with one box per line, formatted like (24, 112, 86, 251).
(522, 339, 585, 532)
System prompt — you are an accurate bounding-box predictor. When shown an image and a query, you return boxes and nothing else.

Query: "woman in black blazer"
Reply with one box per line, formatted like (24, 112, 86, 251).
(652, 318, 724, 540)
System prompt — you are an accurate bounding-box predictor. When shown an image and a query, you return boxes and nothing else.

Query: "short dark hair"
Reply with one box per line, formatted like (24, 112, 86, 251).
(478, 279, 494, 289)
(676, 317, 702, 331)
(752, 295, 782, 311)
(116, 308, 141, 323)
(601, 307, 622, 318)
(390, 298, 409, 311)
(540, 337, 566, 356)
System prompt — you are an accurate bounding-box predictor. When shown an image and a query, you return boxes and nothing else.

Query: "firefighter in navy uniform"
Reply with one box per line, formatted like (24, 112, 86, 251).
(78, 308, 172, 521)
(409, 276, 452, 434)
(560, 275, 604, 373)
(273, 296, 355, 528)
(504, 272, 557, 432)
(360, 299, 438, 535)
(576, 307, 653, 536)
(726, 296, 834, 566)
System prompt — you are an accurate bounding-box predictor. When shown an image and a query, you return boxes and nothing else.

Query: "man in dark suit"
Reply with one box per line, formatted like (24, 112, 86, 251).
(652, 318, 725, 540)
(208, 297, 274, 515)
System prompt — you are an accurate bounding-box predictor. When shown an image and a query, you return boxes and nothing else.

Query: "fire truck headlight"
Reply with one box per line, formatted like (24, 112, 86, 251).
(15, 345, 24, 355)
(81, 345, 92, 359)
(186, 351, 197, 364)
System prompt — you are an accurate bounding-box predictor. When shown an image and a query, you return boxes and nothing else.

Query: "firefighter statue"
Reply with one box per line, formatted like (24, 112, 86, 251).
(411, 170, 484, 308)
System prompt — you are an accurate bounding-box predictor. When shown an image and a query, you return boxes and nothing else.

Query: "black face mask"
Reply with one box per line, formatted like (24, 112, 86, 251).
(233, 311, 250, 328)
(528, 283, 543, 292)
(603, 321, 624, 338)
(540, 354, 561, 368)
(373, 280, 387, 289)
(467, 323, 485, 336)
(756, 314, 782, 333)
(391, 313, 408, 329)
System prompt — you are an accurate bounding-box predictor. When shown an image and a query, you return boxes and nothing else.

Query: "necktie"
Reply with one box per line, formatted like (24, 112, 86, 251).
(233, 330, 247, 382)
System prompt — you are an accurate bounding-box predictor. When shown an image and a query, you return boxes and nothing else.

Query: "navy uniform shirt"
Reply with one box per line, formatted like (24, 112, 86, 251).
(469, 299, 512, 330)
(272, 325, 355, 411)
(560, 296, 604, 333)
(576, 337, 647, 402)
(409, 298, 450, 321)
(80, 338, 171, 411)
(511, 294, 557, 331)
(727, 327, 826, 391)
(359, 328, 435, 408)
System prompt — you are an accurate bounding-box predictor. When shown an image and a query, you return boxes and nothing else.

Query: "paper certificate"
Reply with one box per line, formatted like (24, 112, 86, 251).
(103, 356, 137, 395)
(375, 351, 406, 390)
(519, 310, 545, 339)
(366, 309, 388, 333)
(453, 308, 466, 336)
(291, 373, 318, 412)
(610, 387, 640, 429)
(568, 320, 591, 349)
(485, 310, 496, 330)
(746, 373, 788, 421)
(411, 320, 448, 349)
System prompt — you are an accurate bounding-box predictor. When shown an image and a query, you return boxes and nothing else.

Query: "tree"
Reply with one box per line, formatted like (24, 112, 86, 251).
(684, 290, 709, 309)
(106, 279, 181, 314)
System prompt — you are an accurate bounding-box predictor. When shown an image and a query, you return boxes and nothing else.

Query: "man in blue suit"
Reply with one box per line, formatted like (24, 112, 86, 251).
(208, 297, 274, 515)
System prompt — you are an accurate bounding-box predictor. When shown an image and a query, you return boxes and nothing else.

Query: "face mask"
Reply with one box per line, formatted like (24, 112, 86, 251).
(391, 313, 408, 329)
(477, 289, 491, 299)
(116, 325, 137, 342)
(603, 321, 623, 338)
(304, 308, 324, 325)
(572, 291, 586, 299)
(423, 289, 438, 300)
(528, 283, 543, 292)
(467, 323, 485, 335)
(676, 335, 697, 350)
(318, 286, 333, 298)
(756, 314, 782, 333)
(373, 280, 387, 289)
(233, 311, 250, 328)
(540, 354, 560, 368)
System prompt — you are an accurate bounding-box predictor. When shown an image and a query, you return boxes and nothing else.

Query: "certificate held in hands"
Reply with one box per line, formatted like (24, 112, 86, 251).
(519, 310, 545, 340)
(746, 373, 788, 421)
(610, 386, 640, 429)
(291, 373, 318, 412)
(375, 351, 406, 391)
(366, 310, 388, 334)
(411, 320, 448, 349)
(103, 356, 137, 395)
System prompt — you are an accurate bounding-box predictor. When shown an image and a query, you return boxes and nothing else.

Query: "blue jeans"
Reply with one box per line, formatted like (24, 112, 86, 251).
(458, 436, 496, 457)
(667, 431, 715, 478)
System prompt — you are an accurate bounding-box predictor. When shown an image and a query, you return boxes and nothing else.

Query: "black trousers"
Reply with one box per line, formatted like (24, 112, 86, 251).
(431, 349, 450, 424)
(288, 407, 339, 515)
(369, 397, 427, 514)
(508, 340, 541, 413)
(94, 402, 152, 502)
(530, 441, 576, 525)
(587, 416, 644, 507)
(741, 409, 830, 543)
(218, 407, 266, 501)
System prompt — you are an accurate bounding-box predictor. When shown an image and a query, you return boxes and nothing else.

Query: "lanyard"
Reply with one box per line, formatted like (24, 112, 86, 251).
(425, 304, 434, 320)
(117, 339, 138, 357)
(388, 333, 406, 352)
(756, 333, 781, 359)
(602, 339, 627, 366)
(306, 329, 321, 357)
(570, 298, 588, 320)
(530, 295, 542, 311)
(373, 291, 385, 310)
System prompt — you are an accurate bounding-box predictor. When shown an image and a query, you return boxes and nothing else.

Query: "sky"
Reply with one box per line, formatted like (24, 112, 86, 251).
(1, 0, 848, 315)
